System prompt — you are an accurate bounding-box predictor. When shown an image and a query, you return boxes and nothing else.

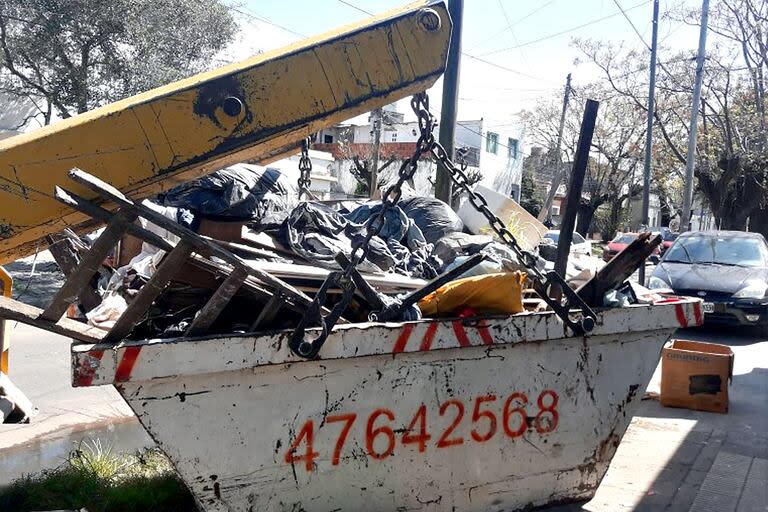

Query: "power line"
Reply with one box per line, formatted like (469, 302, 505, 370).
(229, 5, 307, 38)
(467, 0, 556, 52)
(332, 0, 557, 84)
(496, 0, 532, 71)
(336, 0, 372, 15)
(481, 0, 652, 56)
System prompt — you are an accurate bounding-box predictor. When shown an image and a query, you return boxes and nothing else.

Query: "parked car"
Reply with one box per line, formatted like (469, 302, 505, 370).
(660, 231, 679, 255)
(543, 230, 593, 257)
(603, 232, 661, 262)
(648, 230, 768, 331)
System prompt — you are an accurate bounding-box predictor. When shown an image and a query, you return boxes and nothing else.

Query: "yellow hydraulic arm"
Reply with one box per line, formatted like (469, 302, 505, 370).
(0, 1, 451, 264)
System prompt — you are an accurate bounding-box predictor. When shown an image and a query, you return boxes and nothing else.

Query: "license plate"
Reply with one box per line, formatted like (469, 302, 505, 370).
(702, 302, 715, 314)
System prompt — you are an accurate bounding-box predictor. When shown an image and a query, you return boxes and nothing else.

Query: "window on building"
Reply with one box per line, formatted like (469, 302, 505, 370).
(323, 134, 334, 143)
(391, 132, 397, 142)
(551, 204, 561, 216)
(486, 132, 498, 154)
(507, 138, 519, 159)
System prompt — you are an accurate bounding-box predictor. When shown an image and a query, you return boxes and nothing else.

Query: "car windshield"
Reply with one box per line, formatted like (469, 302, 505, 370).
(544, 232, 559, 243)
(573, 232, 586, 244)
(612, 234, 637, 244)
(663, 232, 679, 242)
(665, 235, 768, 267)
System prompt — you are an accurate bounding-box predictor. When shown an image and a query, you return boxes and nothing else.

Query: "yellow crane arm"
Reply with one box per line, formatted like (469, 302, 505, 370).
(0, 1, 451, 263)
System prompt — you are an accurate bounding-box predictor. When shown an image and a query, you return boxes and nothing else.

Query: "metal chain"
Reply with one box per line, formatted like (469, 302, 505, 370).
(290, 92, 595, 359)
(290, 93, 434, 358)
(297, 138, 312, 200)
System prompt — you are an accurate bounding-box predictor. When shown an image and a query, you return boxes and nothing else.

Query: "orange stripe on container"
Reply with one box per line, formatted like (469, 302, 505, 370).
(74, 350, 104, 387)
(452, 321, 471, 347)
(393, 324, 415, 353)
(674, 304, 688, 328)
(115, 346, 142, 382)
(420, 323, 439, 351)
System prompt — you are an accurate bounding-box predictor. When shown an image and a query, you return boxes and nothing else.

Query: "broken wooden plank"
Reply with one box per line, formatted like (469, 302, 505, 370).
(0, 296, 105, 343)
(186, 266, 249, 337)
(104, 241, 193, 343)
(46, 234, 103, 312)
(67, 169, 315, 310)
(250, 293, 284, 331)
(55, 187, 174, 252)
(41, 211, 135, 322)
(577, 232, 662, 306)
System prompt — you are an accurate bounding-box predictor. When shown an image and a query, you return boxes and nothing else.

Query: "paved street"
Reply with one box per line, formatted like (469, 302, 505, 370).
(0, 321, 766, 510)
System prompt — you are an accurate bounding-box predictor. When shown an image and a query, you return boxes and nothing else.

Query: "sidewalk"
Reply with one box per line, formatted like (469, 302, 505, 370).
(551, 327, 767, 511)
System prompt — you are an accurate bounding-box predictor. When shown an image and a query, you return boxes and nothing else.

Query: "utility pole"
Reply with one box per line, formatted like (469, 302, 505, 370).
(639, 0, 660, 286)
(681, 0, 710, 231)
(435, 0, 463, 204)
(369, 107, 383, 197)
(538, 73, 572, 223)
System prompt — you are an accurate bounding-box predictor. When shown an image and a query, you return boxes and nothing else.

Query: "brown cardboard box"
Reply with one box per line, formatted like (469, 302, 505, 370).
(660, 340, 734, 414)
(197, 218, 247, 242)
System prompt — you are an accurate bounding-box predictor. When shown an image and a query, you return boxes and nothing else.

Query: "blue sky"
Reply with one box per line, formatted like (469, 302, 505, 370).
(222, 0, 702, 130)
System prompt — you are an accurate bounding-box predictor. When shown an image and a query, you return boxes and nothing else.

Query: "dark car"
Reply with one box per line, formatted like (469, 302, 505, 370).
(648, 230, 768, 330)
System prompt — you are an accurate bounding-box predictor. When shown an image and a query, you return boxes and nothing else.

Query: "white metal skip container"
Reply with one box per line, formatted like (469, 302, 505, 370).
(71, 298, 703, 512)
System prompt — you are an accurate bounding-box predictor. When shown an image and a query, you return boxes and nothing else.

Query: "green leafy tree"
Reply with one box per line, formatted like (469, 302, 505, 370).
(0, 0, 237, 125)
(519, 166, 543, 217)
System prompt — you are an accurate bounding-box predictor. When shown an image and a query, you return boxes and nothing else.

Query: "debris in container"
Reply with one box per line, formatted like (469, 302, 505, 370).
(398, 196, 463, 244)
(158, 164, 296, 221)
(418, 271, 526, 317)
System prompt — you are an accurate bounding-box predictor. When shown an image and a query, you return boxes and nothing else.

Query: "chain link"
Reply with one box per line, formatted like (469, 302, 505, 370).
(290, 92, 595, 359)
(297, 137, 313, 200)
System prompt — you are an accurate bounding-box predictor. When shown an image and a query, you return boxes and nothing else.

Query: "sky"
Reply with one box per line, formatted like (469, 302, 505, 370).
(219, 0, 704, 139)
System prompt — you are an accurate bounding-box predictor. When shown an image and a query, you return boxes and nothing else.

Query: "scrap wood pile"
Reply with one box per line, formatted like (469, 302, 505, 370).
(43, 164, 662, 344)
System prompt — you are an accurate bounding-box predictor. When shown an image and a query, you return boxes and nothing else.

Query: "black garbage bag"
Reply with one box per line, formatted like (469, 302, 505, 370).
(398, 196, 463, 244)
(159, 164, 295, 220)
(280, 202, 439, 278)
(344, 201, 410, 241)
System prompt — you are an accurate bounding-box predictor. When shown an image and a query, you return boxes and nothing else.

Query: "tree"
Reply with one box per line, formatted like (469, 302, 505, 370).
(521, 82, 646, 235)
(0, 0, 236, 124)
(575, 0, 768, 231)
(519, 165, 543, 217)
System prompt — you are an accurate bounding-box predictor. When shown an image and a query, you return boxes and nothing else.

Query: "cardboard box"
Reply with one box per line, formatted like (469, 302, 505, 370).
(197, 218, 247, 242)
(660, 340, 734, 414)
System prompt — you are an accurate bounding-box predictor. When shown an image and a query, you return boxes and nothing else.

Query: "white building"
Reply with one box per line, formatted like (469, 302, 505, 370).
(316, 107, 525, 200)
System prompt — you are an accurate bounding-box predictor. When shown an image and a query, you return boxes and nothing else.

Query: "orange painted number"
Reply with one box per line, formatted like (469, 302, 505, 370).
(534, 390, 559, 433)
(327, 413, 357, 465)
(470, 395, 498, 443)
(436, 399, 465, 448)
(402, 404, 431, 453)
(284, 420, 319, 472)
(502, 392, 529, 438)
(366, 409, 396, 460)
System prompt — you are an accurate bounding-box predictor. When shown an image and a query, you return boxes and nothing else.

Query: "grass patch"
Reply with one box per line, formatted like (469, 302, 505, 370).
(0, 439, 196, 512)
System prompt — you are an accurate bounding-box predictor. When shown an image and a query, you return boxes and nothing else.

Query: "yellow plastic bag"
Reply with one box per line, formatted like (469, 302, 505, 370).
(418, 271, 526, 317)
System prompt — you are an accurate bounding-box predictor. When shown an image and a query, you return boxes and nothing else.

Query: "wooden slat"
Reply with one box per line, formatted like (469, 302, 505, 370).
(186, 266, 249, 337)
(41, 211, 135, 322)
(104, 241, 193, 342)
(577, 232, 662, 306)
(250, 293, 283, 330)
(68, 169, 315, 310)
(55, 187, 174, 252)
(0, 296, 105, 343)
(46, 234, 103, 312)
